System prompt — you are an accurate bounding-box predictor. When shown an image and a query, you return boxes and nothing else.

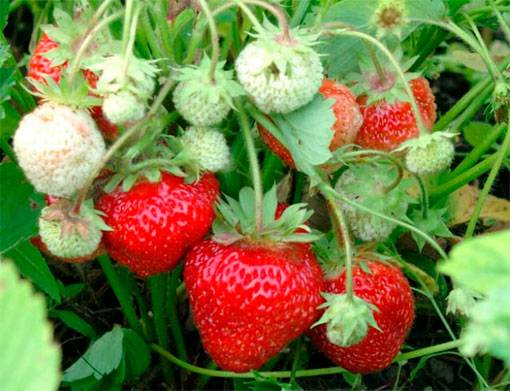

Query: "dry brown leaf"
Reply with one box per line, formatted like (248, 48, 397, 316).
(448, 184, 510, 226)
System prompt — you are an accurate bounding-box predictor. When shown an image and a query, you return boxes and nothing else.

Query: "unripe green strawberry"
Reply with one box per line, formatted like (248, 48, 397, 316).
(13, 103, 105, 197)
(38, 203, 103, 259)
(181, 126, 231, 173)
(235, 23, 323, 114)
(173, 57, 244, 126)
(102, 91, 146, 124)
(402, 131, 455, 175)
(335, 162, 412, 242)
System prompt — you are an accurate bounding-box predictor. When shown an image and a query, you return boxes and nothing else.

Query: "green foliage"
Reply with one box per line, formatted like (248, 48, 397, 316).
(271, 94, 335, 176)
(63, 326, 150, 388)
(440, 230, 510, 365)
(0, 162, 44, 253)
(4, 241, 61, 303)
(0, 260, 61, 391)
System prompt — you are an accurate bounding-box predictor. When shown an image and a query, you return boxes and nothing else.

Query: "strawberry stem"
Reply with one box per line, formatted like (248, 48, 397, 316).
(121, 3, 143, 84)
(150, 339, 464, 378)
(364, 42, 387, 86)
(238, 0, 292, 42)
(464, 108, 510, 238)
(197, 0, 220, 82)
(236, 98, 264, 235)
(67, 11, 124, 83)
(414, 174, 429, 219)
(320, 182, 354, 301)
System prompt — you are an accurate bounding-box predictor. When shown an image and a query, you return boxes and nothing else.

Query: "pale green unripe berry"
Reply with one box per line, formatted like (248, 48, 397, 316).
(404, 132, 455, 175)
(102, 91, 146, 124)
(235, 32, 323, 114)
(39, 214, 102, 259)
(173, 81, 231, 127)
(181, 127, 231, 172)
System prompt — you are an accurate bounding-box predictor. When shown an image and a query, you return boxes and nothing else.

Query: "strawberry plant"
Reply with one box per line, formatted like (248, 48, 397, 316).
(2, 0, 510, 389)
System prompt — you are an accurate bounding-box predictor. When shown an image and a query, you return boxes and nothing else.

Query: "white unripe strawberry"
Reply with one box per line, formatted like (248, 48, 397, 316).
(181, 126, 231, 172)
(235, 24, 323, 114)
(13, 103, 105, 197)
(173, 57, 244, 126)
(102, 91, 146, 124)
(403, 132, 455, 175)
(335, 163, 411, 242)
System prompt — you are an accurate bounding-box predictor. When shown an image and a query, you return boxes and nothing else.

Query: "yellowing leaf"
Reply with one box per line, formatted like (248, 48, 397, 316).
(448, 185, 510, 226)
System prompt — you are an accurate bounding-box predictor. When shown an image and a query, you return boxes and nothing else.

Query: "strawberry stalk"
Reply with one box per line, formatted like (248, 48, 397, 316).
(67, 11, 124, 82)
(97, 254, 144, 336)
(240, 0, 291, 42)
(149, 274, 175, 386)
(121, 2, 143, 84)
(236, 98, 264, 234)
(150, 339, 464, 378)
(197, 0, 220, 81)
(464, 108, 510, 238)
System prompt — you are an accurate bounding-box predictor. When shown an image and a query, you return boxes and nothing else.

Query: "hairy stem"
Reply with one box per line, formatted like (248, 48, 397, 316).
(236, 98, 264, 235)
(98, 255, 143, 336)
(197, 0, 221, 81)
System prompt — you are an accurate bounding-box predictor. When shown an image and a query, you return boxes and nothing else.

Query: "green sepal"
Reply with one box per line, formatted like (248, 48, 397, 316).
(213, 185, 321, 245)
(348, 52, 420, 106)
(80, 199, 113, 232)
(173, 56, 245, 110)
(28, 73, 101, 109)
(312, 293, 380, 347)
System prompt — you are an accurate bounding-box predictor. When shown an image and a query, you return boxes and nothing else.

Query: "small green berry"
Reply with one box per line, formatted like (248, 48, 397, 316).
(181, 126, 231, 172)
(404, 132, 455, 175)
(102, 91, 146, 124)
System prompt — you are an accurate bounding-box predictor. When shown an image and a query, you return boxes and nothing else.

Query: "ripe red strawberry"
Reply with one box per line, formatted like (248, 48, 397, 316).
(184, 189, 323, 372)
(184, 240, 323, 372)
(97, 172, 219, 277)
(354, 77, 436, 151)
(28, 34, 118, 140)
(258, 79, 362, 167)
(308, 260, 414, 374)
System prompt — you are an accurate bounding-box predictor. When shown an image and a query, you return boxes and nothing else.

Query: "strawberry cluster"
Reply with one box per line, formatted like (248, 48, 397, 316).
(11, 2, 461, 380)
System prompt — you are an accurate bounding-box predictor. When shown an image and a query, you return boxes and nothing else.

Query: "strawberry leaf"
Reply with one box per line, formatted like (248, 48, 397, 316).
(271, 94, 335, 176)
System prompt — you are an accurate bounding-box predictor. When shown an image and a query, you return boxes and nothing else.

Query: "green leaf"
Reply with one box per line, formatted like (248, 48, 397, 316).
(409, 207, 452, 251)
(4, 241, 61, 303)
(439, 230, 510, 295)
(0, 260, 61, 391)
(0, 162, 44, 253)
(461, 287, 510, 366)
(462, 121, 497, 147)
(272, 94, 335, 175)
(49, 309, 97, 339)
(0, 0, 8, 31)
(123, 329, 150, 380)
(63, 325, 124, 382)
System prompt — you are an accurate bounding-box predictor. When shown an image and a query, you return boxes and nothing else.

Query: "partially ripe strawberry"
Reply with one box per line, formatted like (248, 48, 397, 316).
(235, 24, 323, 114)
(258, 79, 362, 167)
(97, 172, 219, 277)
(355, 77, 436, 151)
(180, 126, 231, 172)
(39, 208, 102, 259)
(28, 34, 119, 140)
(13, 103, 106, 197)
(309, 260, 415, 374)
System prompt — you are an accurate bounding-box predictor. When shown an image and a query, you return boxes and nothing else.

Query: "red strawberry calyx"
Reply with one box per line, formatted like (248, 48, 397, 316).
(312, 293, 381, 347)
(213, 185, 320, 245)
